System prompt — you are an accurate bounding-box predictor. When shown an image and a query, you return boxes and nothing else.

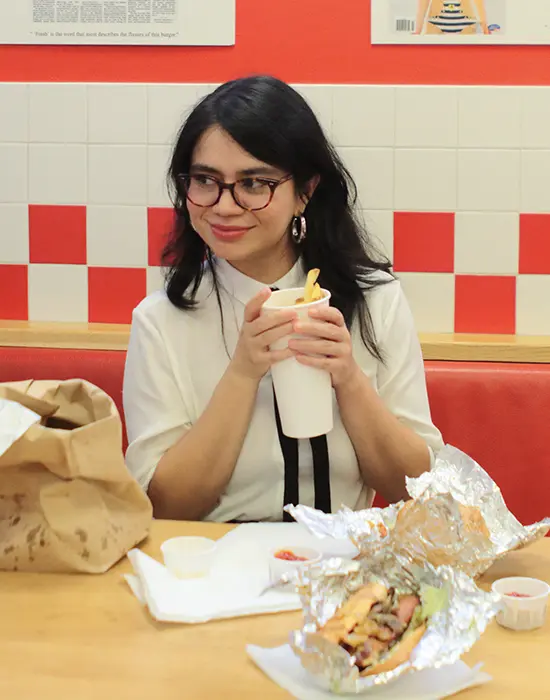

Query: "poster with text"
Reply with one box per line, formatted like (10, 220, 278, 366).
(372, 1, 550, 44)
(0, 0, 235, 46)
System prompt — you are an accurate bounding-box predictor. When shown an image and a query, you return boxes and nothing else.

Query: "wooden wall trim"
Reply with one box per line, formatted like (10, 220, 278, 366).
(419, 333, 550, 364)
(0, 321, 130, 351)
(1, 321, 550, 363)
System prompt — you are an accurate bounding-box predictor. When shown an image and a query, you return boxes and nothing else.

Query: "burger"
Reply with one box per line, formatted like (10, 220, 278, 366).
(396, 500, 489, 538)
(317, 581, 444, 676)
(391, 499, 491, 569)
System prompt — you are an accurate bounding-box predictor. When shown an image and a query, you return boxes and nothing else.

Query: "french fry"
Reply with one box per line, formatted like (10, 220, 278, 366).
(303, 268, 320, 303)
(296, 269, 322, 305)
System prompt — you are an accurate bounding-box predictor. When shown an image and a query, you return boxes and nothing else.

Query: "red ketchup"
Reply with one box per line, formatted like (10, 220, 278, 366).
(274, 549, 308, 562)
(506, 591, 532, 598)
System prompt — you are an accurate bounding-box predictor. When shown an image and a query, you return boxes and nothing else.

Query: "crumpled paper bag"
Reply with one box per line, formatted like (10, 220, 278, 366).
(0, 379, 152, 573)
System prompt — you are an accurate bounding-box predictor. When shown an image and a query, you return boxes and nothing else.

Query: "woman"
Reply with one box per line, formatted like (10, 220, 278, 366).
(123, 75, 443, 522)
(414, 0, 489, 35)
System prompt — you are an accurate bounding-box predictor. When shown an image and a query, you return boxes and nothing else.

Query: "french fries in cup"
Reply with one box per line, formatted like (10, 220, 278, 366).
(261, 268, 333, 438)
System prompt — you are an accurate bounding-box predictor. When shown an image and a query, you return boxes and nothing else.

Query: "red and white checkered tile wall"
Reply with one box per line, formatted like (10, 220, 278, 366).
(1, 83, 550, 334)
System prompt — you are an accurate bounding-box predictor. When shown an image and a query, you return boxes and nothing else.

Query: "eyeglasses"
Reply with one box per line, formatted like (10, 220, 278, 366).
(179, 173, 293, 212)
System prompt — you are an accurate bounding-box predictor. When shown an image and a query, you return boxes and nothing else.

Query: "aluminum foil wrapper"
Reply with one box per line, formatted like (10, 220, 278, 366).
(288, 444, 550, 577)
(285, 503, 401, 553)
(290, 552, 501, 694)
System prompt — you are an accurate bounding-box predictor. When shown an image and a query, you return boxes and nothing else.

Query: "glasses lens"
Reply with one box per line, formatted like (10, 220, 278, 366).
(234, 179, 272, 211)
(184, 175, 221, 207)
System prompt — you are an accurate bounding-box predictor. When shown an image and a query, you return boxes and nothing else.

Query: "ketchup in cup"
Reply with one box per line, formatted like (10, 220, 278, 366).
(269, 546, 322, 589)
(274, 549, 309, 562)
(506, 591, 532, 598)
(491, 577, 550, 631)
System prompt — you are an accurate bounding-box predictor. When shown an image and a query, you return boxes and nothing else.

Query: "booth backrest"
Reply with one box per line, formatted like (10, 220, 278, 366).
(423, 360, 550, 527)
(1, 346, 549, 526)
(0, 346, 127, 431)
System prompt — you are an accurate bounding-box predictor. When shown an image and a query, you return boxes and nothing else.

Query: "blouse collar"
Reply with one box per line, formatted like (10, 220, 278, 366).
(214, 256, 306, 306)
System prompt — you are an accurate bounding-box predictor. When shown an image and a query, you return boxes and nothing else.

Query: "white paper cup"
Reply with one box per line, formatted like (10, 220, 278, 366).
(262, 287, 333, 438)
(269, 546, 322, 588)
(491, 577, 550, 631)
(160, 536, 217, 579)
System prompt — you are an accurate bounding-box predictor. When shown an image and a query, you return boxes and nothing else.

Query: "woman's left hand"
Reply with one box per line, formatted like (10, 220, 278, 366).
(288, 306, 360, 389)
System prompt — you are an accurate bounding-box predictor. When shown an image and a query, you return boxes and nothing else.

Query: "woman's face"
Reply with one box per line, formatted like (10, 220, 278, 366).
(186, 126, 304, 280)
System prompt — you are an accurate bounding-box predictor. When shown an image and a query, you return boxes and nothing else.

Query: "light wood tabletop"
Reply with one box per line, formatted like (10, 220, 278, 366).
(0, 520, 548, 699)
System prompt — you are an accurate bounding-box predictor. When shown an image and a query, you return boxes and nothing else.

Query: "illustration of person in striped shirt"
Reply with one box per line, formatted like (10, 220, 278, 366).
(414, 0, 489, 35)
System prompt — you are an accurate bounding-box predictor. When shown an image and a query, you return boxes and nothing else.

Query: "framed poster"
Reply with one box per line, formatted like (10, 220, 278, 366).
(371, 0, 550, 45)
(0, 0, 235, 46)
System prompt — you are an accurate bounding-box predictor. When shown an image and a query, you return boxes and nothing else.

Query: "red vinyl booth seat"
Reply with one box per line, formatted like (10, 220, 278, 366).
(424, 361, 550, 527)
(0, 347, 549, 527)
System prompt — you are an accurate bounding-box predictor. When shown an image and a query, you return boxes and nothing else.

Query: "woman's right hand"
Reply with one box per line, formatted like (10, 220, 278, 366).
(230, 288, 297, 382)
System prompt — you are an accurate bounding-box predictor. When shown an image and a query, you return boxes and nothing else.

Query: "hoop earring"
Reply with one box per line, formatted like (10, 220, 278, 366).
(291, 214, 307, 244)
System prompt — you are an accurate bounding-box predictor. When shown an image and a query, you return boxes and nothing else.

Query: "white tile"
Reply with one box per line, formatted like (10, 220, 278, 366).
(454, 212, 519, 275)
(363, 210, 393, 261)
(340, 148, 393, 210)
(457, 150, 520, 212)
(0, 204, 29, 264)
(516, 275, 550, 335)
(194, 84, 216, 100)
(88, 145, 147, 205)
(458, 87, 522, 148)
(87, 205, 148, 267)
(521, 88, 550, 150)
(397, 272, 455, 334)
(293, 85, 333, 138)
(28, 144, 86, 204)
(521, 151, 550, 213)
(0, 144, 27, 203)
(332, 86, 394, 147)
(147, 266, 165, 295)
(394, 149, 456, 212)
(87, 85, 147, 144)
(148, 145, 172, 206)
(148, 84, 202, 145)
(28, 264, 88, 322)
(0, 84, 28, 142)
(395, 87, 457, 148)
(29, 84, 86, 143)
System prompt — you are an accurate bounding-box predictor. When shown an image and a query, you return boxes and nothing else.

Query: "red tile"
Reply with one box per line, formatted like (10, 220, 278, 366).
(519, 214, 550, 274)
(88, 268, 146, 324)
(393, 212, 454, 273)
(147, 207, 174, 267)
(455, 275, 516, 334)
(29, 205, 87, 265)
(0, 265, 28, 320)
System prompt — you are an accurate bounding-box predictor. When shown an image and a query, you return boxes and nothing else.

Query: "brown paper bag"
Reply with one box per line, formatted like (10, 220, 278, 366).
(0, 379, 153, 573)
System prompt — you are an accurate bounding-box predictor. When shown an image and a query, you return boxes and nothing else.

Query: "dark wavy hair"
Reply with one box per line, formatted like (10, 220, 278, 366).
(162, 75, 393, 361)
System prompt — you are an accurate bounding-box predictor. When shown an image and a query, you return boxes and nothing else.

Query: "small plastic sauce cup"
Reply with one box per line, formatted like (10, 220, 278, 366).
(269, 546, 322, 588)
(491, 576, 550, 631)
(161, 536, 217, 579)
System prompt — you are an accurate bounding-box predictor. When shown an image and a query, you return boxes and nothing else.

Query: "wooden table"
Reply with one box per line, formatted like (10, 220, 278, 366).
(0, 521, 548, 699)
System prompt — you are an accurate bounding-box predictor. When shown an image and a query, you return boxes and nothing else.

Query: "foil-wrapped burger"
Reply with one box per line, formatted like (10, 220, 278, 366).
(288, 445, 550, 578)
(292, 556, 501, 694)
(316, 582, 432, 677)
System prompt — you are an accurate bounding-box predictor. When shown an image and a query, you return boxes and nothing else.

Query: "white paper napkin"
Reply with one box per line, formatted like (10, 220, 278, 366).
(247, 644, 492, 700)
(0, 398, 41, 458)
(125, 522, 357, 624)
